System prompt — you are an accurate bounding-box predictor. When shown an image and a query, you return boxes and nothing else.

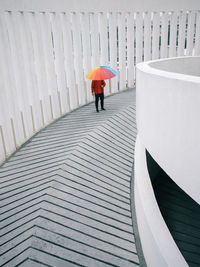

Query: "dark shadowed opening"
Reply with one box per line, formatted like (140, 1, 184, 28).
(146, 150, 200, 267)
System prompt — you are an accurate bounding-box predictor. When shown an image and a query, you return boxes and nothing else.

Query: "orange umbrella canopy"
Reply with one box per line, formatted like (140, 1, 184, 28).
(86, 66, 117, 80)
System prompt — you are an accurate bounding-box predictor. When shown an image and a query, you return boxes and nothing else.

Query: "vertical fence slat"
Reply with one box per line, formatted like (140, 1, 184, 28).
(177, 11, 186, 56)
(81, 12, 92, 102)
(56, 13, 69, 114)
(60, 12, 78, 110)
(71, 12, 86, 105)
(144, 12, 151, 61)
(28, 12, 48, 129)
(186, 11, 195, 56)
(49, 12, 68, 115)
(13, 11, 34, 138)
(99, 12, 109, 95)
(0, 86, 15, 155)
(0, 79, 14, 158)
(136, 12, 143, 64)
(90, 12, 100, 68)
(160, 12, 169, 59)
(0, 12, 17, 155)
(169, 12, 178, 57)
(19, 12, 42, 132)
(108, 12, 118, 93)
(99, 12, 109, 66)
(0, 126, 7, 162)
(40, 12, 57, 120)
(10, 118, 17, 149)
(194, 11, 200, 56)
(35, 12, 53, 123)
(24, 12, 43, 130)
(118, 12, 126, 90)
(4, 11, 25, 146)
(127, 12, 135, 87)
(152, 12, 160, 60)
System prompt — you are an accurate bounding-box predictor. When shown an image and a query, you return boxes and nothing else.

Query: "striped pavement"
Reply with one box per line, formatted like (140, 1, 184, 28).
(0, 88, 139, 266)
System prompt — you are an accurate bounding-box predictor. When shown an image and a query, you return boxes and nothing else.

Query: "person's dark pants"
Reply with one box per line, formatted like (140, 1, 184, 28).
(95, 93, 104, 111)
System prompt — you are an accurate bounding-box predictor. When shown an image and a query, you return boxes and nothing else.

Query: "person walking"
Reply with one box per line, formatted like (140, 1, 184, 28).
(91, 80, 106, 113)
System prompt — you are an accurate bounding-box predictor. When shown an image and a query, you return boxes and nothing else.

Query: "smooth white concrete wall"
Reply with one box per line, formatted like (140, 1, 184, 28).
(136, 56, 200, 204)
(150, 56, 200, 76)
(135, 136, 188, 267)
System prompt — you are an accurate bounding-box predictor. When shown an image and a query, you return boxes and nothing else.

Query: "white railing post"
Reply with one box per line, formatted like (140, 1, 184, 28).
(194, 11, 200, 56)
(136, 12, 143, 64)
(99, 12, 110, 95)
(99, 12, 109, 66)
(14, 11, 34, 138)
(61, 12, 78, 110)
(80, 12, 92, 102)
(39, 12, 59, 120)
(186, 11, 195, 56)
(144, 12, 152, 61)
(160, 12, 169, 58)
(28, 12, 48, 128)
(169, 11, 178, 57)
(90, 12, 100, 68)
(118, 12, 126, 90)
(177, 11, 186, 56)
(127, 12, 135, 87)
(71, 12, 86, 106)
(152, 12, 160, 60)
(0, 126, 7, 162)
(0, 12, 19, 155)
(49, 12, 68, 115)
(2, 11, 25, 146)
(23, 12, 43, 130)
(108, 12, 118, 93)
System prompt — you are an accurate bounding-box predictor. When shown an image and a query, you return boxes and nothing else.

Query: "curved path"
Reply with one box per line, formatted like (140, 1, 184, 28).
(0, 89, 139, 266)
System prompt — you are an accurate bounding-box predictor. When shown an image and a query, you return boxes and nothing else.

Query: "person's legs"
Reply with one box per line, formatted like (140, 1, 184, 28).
(95, 94, 100, 112)
(100, 93, 105, 110)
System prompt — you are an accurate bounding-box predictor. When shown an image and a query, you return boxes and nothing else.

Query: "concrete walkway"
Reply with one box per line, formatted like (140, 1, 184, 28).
(0, 89, 139, 266)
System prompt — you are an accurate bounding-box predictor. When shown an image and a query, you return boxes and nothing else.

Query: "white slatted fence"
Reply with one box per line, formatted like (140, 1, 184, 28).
(0, 7, 200, 164)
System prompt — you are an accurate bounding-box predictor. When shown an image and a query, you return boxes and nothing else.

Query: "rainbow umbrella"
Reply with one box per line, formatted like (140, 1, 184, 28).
(86, 66, 117, 80)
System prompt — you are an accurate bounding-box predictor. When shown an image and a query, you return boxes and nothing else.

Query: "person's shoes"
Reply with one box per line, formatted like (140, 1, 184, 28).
(96, 109, 99, 113)
(101, 108, 106, 111)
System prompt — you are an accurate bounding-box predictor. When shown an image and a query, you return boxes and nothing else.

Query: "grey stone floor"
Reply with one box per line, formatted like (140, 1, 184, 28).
(0, 88, 139, 266)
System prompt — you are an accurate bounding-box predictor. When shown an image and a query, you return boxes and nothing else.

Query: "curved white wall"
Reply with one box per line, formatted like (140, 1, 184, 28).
(135, 136, 188, 267)
(136, 56, 200, 204)
(150, 56, 200, 76)
(135, 56, 200, 266)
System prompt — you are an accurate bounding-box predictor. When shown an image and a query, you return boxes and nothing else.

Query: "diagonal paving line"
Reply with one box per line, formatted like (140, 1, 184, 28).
(0, 89, 139, 266)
